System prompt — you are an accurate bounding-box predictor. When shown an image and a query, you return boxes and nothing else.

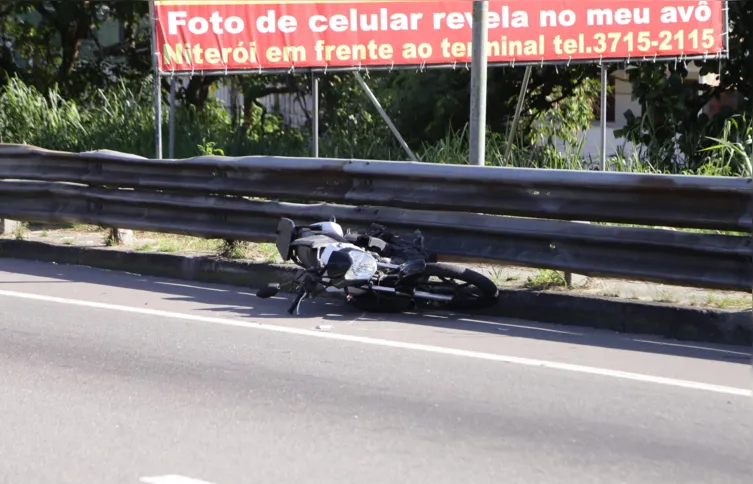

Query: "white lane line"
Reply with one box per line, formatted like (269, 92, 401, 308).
(460, 317, 584, 335)
(140, 475, 216, 484)
(154, 281, 227, 292)
(632, 339, 752, 356)
(0, 288, 750, 398)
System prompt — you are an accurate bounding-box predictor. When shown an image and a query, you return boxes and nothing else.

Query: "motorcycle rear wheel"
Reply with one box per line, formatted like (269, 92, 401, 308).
(417, 263, 499, 310)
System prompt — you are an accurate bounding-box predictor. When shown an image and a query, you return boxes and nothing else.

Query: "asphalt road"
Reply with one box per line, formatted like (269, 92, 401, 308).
(0, 258, 751, 484)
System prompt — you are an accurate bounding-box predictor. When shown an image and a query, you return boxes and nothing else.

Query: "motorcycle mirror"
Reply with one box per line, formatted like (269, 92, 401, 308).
(256, 283, 280, 299)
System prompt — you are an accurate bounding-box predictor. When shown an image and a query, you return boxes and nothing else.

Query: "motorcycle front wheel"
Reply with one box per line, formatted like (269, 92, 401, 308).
(416, 263, 499, 311)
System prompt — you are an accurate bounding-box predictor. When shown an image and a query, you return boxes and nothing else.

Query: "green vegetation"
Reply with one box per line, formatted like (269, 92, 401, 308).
(2, 0, 751, 174)
(0, 74, 750, 178)
(1, 1, 751, 174)
(524, 270, 570, 291)
(13, 221, 28, 240)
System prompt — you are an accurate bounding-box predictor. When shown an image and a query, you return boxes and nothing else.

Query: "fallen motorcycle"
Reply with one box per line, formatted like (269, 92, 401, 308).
(256, 217, 499, 315)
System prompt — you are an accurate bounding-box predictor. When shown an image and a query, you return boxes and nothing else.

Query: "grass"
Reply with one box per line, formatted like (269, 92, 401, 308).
(15, 224, 278, 260)
(0, 76, 307, 159)
(104, 229, 119, 247)
(134, 242, 154, 252)
(524, 270, 570, 291)
(131, 236, 281, 262)
(653, 289, 679, 304)
(699, 114, 752, 178)
(13, 221, 28, 240)
(2, 75, 750, 176)
(218, 240, 248, 259)
(130, 232, 222, 254)
(704, 294, 751, 310)
(250, 243, 281, 263)
(156, 239, 182, 253)
(99, 231, 281, 262)
(488, 269, 522, 287)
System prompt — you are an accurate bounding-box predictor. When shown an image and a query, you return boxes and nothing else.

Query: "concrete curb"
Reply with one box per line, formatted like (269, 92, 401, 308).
(1, 239, 750, 346)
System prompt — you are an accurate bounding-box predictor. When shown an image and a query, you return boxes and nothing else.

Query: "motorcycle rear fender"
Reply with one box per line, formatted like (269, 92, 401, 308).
(275, 218, 295, 261)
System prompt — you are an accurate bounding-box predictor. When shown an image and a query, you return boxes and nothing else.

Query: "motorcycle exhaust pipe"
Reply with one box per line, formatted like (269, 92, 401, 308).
(372, 286, 398, 294)
(414, 291, 453, 302)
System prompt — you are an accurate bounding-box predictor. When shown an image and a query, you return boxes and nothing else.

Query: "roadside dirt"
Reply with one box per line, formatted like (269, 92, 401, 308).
(4, 222, 750, 311)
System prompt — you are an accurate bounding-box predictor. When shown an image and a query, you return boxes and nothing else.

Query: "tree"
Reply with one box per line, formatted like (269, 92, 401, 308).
(616, 0, 752, 172)
(0, 0, 154, 97)
(374, 64, 600, 147)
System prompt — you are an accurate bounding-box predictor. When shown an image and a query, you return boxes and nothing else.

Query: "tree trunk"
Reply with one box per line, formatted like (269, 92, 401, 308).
(184, 76, 218, 110)
(59, 21, 92, 85)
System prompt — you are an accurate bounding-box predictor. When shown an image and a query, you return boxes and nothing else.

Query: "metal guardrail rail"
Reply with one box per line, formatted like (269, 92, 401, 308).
(0, 144, 750, 231)
(0, 145, 750, 291)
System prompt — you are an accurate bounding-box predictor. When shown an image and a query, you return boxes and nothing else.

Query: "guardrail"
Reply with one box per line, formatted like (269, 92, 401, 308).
(0, 144, 750, 291)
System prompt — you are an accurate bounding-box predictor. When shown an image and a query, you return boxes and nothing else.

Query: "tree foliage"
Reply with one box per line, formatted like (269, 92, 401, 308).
(382, 64, 601, 147)
(616, 0, 752, 172)
(0, 0, 152, 97)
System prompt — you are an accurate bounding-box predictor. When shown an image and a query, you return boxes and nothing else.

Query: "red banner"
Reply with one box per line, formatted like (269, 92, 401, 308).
(153, 0, 726, 73)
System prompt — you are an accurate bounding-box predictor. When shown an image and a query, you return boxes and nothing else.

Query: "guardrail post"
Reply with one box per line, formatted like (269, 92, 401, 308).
(564, 271, 572, 287)
(0, 219, 20, 236)
(106, 228, 134, 247)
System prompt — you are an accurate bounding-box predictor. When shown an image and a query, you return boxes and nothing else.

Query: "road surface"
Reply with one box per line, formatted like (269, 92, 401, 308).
(0, 258, 751, 484)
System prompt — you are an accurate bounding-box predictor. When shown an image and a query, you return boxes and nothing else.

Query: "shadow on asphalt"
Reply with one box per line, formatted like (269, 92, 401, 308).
(1, 258, 750, 366)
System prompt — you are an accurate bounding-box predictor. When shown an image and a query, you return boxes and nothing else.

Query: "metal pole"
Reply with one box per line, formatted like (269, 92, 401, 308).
(469, 0, 488, 166)
(600, 65, 608, 171)
(504, 65, 532, 164)
(148, 0, 162, 159)
(169, 77, 176, 159)
(311, 73, 319, 158)
(353, 72, 418, 162)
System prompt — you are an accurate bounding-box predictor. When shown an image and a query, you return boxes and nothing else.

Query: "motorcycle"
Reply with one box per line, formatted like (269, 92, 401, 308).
(256, 217, 499, 315)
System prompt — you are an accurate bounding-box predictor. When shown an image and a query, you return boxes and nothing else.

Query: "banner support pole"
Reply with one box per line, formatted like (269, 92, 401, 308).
(353, 72, 418, 162)
(169, 77, 176, 159)
(600, 65, 608, 171)
(504, 65, 532, 164)
(469, 0, 488, 166)
(311, 72, 319, 158)
(148, 0, 162, 159)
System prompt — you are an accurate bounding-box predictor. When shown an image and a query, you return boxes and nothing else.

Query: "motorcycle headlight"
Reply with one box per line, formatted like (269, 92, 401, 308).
(344, 251, 377, 281)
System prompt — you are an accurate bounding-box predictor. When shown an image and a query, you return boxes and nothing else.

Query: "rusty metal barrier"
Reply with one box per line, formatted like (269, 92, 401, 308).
(0, 144, 750, 231)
